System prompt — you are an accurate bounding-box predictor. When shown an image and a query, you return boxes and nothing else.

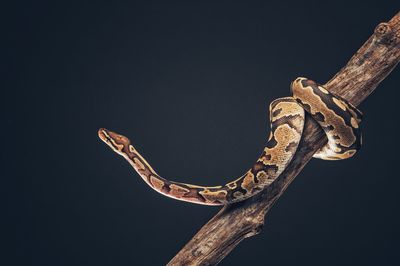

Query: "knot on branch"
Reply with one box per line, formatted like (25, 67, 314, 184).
(374, 22, 399, 46)
(375, 22, 390, 35)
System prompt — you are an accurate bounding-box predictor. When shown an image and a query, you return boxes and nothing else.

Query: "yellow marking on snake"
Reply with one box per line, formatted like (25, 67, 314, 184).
(318, 86, 329, 94)
(332, 97, 347, 111)
(350, 117, 359, 128)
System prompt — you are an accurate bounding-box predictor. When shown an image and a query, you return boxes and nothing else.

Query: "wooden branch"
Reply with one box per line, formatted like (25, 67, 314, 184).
(168, 12, 400, 266)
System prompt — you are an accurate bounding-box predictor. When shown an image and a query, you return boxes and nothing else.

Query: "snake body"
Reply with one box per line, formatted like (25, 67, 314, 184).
(98, 78, 362, 205)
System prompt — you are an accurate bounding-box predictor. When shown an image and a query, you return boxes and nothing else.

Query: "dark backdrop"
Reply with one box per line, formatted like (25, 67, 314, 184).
(4, 1, 400, 265)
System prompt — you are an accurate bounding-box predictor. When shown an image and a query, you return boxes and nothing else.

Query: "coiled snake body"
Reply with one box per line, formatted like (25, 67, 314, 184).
(98, 78, 362, 205)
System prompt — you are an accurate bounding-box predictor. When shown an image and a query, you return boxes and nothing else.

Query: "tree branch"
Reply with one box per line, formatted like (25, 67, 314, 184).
(168, 12, 400, 266)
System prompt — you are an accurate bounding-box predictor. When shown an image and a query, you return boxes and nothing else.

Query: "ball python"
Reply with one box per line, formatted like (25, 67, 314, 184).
(98, 77, 362, 205)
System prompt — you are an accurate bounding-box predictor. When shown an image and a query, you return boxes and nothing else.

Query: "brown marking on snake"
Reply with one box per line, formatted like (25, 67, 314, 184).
(149, 176, 165, 191)
(169, 184, 191, 198)
(240, 172, 255, 192)
(181, 188, 207, 202)
(133, 158, 146, 170)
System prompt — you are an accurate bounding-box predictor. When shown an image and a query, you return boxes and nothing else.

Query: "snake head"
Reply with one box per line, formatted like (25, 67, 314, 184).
(98, 128, 131, 155)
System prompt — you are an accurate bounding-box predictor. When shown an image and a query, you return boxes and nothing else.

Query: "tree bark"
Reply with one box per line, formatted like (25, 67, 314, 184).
(168, 12, 400, 266)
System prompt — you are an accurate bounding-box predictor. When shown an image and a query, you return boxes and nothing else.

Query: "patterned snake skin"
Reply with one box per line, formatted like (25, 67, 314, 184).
(98, 78, 362, 205)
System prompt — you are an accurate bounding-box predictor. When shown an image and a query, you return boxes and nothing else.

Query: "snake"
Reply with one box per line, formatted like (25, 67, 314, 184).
(98, 77, 363, 206)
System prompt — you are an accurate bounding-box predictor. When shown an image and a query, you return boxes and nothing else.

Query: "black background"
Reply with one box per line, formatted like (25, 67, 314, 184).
(4, 1, 400, 265)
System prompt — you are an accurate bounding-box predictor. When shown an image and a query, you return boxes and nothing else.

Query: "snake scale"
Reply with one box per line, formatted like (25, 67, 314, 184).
(98, 77, 363, 205)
